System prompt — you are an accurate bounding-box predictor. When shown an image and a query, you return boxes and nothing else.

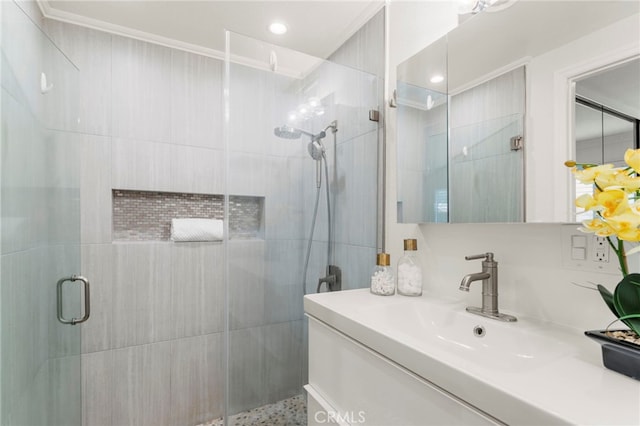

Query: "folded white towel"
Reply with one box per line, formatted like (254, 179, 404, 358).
(170, 218, 223, 242)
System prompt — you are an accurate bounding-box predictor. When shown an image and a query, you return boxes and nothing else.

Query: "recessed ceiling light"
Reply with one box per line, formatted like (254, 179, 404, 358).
(269, 22, 288, 35)
(430, 74, 445, 84)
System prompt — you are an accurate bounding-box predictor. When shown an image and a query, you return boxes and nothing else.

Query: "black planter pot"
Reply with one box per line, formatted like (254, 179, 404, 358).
(585, 330, 640, 380)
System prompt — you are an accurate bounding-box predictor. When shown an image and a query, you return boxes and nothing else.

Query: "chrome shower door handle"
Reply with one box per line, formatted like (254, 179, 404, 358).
(56, 275, 90, 325)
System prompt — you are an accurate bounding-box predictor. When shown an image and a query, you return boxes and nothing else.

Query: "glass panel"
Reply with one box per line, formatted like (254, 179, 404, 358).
(1, 2, 81, 425)
(448, 67, 525, 223)
(575, 102, 605, 164)
(396, 81, 448, 223)
(574, 100, 635, 221)
(396, 33, 448, 224)
(603, 111, 634, 166)
(449, 114, 524, 223)
(225, 31, 378, 424)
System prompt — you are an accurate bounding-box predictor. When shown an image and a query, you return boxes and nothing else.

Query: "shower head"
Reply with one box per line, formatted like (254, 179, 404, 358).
(273, 125, 303, 139)
(274, 125, 328, 141)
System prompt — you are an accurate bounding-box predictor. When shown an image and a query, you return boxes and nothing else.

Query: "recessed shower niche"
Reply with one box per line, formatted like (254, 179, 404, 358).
(112, 189, 264, 241)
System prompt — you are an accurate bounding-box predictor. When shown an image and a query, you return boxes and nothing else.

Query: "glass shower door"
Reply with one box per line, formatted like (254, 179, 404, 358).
(1, 2, 83, 425)
(224, 31, 379, 425)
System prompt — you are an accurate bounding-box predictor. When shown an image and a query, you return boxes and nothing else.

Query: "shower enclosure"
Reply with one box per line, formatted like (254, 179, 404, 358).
(0, 2, 382, 424)
(224, 31, 380, 423)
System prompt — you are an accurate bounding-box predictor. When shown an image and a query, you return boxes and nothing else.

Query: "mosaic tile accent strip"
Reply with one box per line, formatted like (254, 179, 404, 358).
(112, 190, 263, 241)
(229, 195, 263, 239)
(199, 394, 306, 426)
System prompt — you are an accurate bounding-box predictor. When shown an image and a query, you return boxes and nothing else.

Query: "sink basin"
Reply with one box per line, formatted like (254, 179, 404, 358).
(304, 288, 640, 426)
(352, 296, 574, 373)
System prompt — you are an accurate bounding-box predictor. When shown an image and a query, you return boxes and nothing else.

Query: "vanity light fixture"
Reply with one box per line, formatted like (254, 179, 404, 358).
(459, 0, 500, 15)
(485, 0, 517, 13)
(269, 22, 288, 35)
(430, 74, 445, 84)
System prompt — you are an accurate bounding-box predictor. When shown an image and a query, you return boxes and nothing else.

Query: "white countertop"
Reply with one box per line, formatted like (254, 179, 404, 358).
(304, 289, 640, 426)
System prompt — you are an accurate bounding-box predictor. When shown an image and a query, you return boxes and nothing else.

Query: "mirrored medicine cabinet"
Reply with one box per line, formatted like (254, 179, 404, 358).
(396, 0, 640, 224)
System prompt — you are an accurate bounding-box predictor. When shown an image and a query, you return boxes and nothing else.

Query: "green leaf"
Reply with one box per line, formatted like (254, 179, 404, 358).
(613, 273, 640, 335)
(598, 284, 620, 318)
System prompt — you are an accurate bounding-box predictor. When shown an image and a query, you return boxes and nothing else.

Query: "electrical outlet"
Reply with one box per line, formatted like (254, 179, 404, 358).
(593, 236, 610, 262)
(594, 249, 609, 262)
(593, 235, 609, 263)
(561, 225, 618, 274)
(594, 236, 608, 248)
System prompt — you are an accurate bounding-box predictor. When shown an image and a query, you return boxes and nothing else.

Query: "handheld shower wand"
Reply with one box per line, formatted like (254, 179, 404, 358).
(273, 123, 336, 188)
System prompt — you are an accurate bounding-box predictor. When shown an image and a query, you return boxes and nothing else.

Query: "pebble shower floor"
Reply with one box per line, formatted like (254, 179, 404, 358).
(200, 394, 306, 426)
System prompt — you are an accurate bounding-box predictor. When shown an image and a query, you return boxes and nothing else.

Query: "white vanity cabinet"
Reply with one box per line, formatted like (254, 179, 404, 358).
(304, 289, 640, 426)
(306, 316, 502, 426)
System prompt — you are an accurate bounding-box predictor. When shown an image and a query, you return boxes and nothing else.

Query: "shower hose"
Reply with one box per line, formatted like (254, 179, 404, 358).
(302, 138, 333, 295)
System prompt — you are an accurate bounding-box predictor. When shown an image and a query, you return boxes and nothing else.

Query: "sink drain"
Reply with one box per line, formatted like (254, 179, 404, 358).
(473, 325, 486, 338)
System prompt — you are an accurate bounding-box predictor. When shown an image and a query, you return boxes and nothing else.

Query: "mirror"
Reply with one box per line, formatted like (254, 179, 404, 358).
(396, 0, 640, 223)
(396, 36, 448, 223)
(574, 58, 640, 222)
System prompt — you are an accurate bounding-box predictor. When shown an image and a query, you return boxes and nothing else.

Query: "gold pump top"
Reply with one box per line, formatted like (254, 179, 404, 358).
(404, 239, 417, 251)
(376, 253, 390, 266)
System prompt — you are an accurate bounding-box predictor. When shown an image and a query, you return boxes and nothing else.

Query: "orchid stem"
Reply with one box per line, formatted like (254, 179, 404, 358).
(609, 237, 629, 277)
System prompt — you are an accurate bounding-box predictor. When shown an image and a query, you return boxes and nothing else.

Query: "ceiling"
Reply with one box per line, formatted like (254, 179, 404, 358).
(40, 0, 384, 59)
(447, 0, 640, 93)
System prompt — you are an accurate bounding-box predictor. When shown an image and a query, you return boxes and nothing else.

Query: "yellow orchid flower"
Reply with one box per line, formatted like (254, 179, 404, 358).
(593, 167, 623, 189)
(593, 167, 637, 190)
(575, 194, 600, 211)
(606, 212, 640, 242)
(624, 148, 640, 172)
(573, 164, 615, 185)
(611, 172, 640, 192)
(567, 154, 640, 278)
(580, 218, 615, 237)
(594, 188, 630, 218)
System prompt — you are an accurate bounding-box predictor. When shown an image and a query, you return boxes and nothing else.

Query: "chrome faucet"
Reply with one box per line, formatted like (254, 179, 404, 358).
(459, 253, 516, 322)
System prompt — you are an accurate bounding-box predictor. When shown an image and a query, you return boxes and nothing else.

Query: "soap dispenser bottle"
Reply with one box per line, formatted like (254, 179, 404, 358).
(397, 239, 423, 296)
(371, 253, 395, 296)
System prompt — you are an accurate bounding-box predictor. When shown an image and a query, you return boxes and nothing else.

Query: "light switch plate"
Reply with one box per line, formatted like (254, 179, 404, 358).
(571, 247, 586, 260)
(561, 224, 619, 274)
(571, 235, 587, 248)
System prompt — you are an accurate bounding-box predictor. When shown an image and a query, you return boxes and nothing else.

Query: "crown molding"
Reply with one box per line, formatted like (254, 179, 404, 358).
(36, 0, 384, 78)
(36, 0, 226, 61)
(322, 1, 385, 59)
(35, 0, 310, 77)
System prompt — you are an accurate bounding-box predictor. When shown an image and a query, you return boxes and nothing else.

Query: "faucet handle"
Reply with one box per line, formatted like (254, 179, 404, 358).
(465, 252, 494, 262)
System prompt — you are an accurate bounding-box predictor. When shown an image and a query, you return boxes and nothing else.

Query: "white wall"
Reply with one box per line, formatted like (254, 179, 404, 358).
(385, 1, 633, 332)
(526, 13, 640, 222)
